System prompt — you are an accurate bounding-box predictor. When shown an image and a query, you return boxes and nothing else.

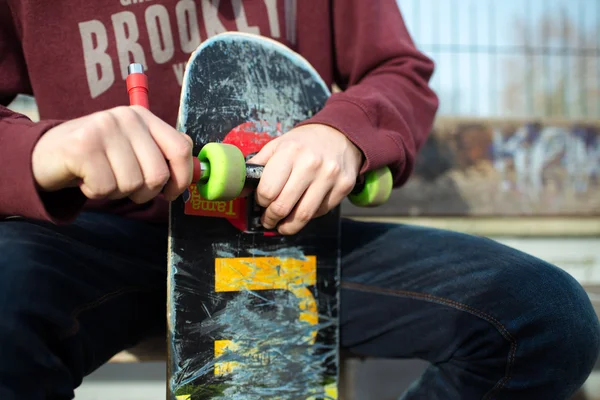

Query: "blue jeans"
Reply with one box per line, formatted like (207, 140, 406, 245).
(0, 212, 598, 399)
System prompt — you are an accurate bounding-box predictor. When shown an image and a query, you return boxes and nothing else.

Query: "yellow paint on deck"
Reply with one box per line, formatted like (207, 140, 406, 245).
(213, 255, 319, 375)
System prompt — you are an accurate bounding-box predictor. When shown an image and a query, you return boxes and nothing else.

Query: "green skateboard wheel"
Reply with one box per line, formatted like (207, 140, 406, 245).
(196, 143, 247, 200)
(348, 166, 393, 207)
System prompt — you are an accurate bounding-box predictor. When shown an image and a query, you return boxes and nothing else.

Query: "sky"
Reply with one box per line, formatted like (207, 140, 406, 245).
(395, 0, 600, 118)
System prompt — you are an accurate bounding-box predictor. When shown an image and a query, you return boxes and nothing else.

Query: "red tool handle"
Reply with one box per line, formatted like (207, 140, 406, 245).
(126, 73, 149, 109)
(126, 63, 201, 183)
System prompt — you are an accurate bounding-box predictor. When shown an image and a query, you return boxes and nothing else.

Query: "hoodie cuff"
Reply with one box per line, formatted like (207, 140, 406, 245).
(0, 118, 87, 223)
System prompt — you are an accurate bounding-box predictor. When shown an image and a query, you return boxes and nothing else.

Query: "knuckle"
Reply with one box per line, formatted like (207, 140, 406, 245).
(304, 153, 323, 170)
(270, 202, 291, 219)
(257, 186, 277, 204)
(173, 137, 193, 159)
(323, 161, 341, 179)
(113, 106, 145, 130)
(88, 182, 117, 198)
(281, 140, 302, 153)
(146, 167, 171, 190)
(296, 209, 313, 223)
(278, 226, 295, 236)
(129, 191, 154, 204)
(315, 207, 329, 218)
(93, 110, 119, 132)
(128, 104, 148, 115)
(70, 129, 97, 153)
(339, 175, 356, 193)
(81, 114, 119, 144)
(120, 178, 144, 193)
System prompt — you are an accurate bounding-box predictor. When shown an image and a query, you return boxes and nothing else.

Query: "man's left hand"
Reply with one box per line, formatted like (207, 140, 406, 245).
(246, 124, 363, 235)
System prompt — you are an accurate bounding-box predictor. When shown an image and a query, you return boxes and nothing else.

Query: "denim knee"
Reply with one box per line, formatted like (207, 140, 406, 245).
(507, 255, 600, 395)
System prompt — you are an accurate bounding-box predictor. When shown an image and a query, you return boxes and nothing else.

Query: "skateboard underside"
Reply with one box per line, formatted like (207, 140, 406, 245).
(167, 33, 340, 400)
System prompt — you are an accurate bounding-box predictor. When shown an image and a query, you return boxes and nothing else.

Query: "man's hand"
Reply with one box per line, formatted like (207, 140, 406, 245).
(247, 124, 363, 235)
(32, 105, 194, 203)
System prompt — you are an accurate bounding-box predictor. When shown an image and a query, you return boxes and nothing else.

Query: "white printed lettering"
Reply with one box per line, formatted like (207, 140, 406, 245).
(172, 62, 186, 86)
(202, 0, 227, 37)
(176, 0, 201, 53)
(263, 0, 280, 38)
(285, 0, 296, 44)
(231, 0, 260, 35)
(145, 5, 175, 64)
(121, 0, 152, 5)
(112, 11, 147, 80)
(78, 20, 115, 98)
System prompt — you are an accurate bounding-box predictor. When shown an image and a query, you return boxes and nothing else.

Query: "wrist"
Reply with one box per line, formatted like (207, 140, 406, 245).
(321, 124, 364, 175)
(352, 142, 366, 170)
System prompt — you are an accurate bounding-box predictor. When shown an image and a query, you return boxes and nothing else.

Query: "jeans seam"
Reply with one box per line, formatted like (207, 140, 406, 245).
(59, 286, 156, 340)
(342, 281, 517, 399)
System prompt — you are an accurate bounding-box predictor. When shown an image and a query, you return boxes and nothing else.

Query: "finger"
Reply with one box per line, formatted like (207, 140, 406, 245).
(311, 176, 354, 219)
(276, 178, 334, 235)
(115, 110, 171, 203)
(78, 152, 118, 200)
(329, 174, 356, 208)
(101, 131, 145, 200)
(162, 135, 194, 201)
(246, 139, 277, 166)
(313, 190, 338, 219)
(132, 106, 193, 200)
(260, 163, 315, 229)
(255, 147, 294, 209)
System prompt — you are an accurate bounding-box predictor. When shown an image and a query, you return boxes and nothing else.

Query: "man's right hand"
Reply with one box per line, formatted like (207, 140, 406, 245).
(31, 105, 194, 203)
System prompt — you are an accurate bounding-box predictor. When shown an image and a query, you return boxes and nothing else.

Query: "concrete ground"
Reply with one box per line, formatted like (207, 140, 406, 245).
(73, 359, 427, 400)
(74, 358, 599, 399)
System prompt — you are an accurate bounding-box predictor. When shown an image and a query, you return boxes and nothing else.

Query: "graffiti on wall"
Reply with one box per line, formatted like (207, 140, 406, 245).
(343, 119, 600, 217)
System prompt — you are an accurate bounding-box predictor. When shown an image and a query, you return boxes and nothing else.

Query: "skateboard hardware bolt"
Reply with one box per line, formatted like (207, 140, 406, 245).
(196, 160, 210, 181)
(127, 63, 144, 75)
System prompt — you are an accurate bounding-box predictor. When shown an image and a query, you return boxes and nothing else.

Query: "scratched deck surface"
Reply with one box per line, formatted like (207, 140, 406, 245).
(167, 32, 340, 400)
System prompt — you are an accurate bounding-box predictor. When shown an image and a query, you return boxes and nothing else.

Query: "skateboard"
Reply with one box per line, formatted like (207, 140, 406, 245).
(127, 32, 392, 400)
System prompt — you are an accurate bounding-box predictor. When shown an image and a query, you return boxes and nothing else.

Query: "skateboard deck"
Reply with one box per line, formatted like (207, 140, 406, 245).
(167, 32, 340, 400)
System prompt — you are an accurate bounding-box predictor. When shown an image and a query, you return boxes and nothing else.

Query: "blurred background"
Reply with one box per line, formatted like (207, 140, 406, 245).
(342, 0, 600, 398)
(405, 0, 599, 120)
(7, 0, 599, 398)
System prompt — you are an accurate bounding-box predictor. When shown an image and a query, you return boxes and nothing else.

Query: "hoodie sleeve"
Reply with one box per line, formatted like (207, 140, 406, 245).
(0, 5, 85, 223)
(299, 0, 439, 187)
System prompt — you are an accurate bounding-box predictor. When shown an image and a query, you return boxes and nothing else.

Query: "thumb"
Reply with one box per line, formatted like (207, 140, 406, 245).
(245, 139, 278, 166)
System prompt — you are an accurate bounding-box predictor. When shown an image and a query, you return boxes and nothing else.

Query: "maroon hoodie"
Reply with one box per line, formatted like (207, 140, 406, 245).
(0, 0, 438, 224)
